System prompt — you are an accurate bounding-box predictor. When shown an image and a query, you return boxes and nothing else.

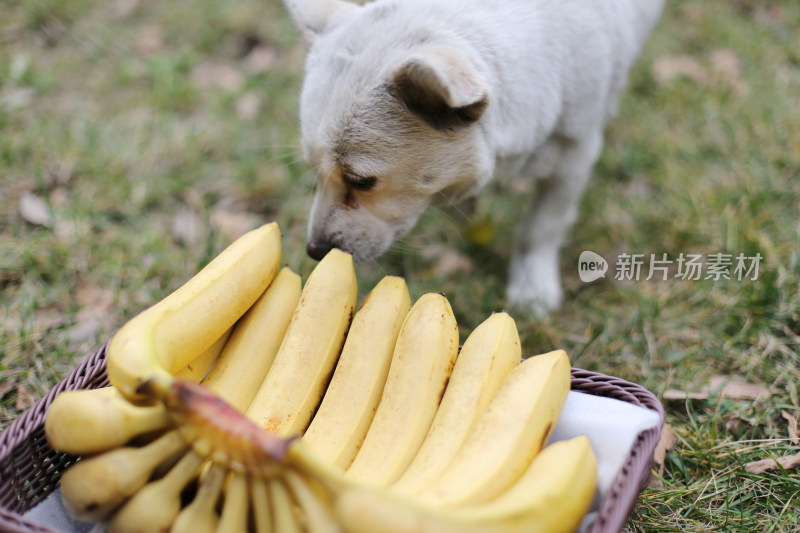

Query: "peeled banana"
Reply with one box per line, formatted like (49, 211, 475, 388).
(303, 275, 411, 470)
(346, 293, 459, 486)
(107, 222, 281, 400)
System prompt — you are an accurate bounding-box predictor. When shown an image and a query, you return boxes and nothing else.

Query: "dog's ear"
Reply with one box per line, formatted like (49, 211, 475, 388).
(284, 0, 360, 41)
(391, 46, 489, 130)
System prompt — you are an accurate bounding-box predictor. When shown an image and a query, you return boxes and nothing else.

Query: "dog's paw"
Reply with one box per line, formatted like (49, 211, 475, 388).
(506, 250, 563, 318)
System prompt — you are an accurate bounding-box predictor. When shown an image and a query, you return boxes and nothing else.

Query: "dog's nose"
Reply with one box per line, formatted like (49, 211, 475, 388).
(306, 239, 334, 261)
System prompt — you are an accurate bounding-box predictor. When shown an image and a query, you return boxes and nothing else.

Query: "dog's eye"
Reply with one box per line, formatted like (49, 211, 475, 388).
(343, 173, 377, 191)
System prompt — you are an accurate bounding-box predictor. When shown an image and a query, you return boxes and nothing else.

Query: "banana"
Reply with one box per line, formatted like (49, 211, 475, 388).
(284, 470, 341, 533)
(107, 222, 281, 400)
(334, 435, 597, 533)
(346, 293, 459, 486)
(392, 311, 520, 495)
(246, 248, 357, 436)
(417, 350, 571, 507)
(269, 478, 303, 533)
(171, 463, 226, 533)
(303, 275, 411, 470)
(250, 477, 274, 533)
(174, 327, 233, 382)
(108, 449, 205, 533)
(45, 386, 170, 455)
(216, 472, 250, 533)
(59, 430, 188, 522)
(203, 266, 302, 411)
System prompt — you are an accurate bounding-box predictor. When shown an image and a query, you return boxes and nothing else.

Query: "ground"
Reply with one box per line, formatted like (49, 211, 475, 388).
(1, 0, 798, 530)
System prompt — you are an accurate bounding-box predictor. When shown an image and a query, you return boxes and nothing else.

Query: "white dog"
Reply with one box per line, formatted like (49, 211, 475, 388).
(288, 0, 664, 315)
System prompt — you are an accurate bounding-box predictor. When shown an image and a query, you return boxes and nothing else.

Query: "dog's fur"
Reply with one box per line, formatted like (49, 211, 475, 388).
(288, 0, 664, 315)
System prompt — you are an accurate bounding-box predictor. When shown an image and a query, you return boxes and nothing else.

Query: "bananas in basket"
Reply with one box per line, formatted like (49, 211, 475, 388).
(44, 222, 597, 533)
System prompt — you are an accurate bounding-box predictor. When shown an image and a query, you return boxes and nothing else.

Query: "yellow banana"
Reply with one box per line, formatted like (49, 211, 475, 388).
(418, 350, 571, 507)
(269, 478, 303, 533)
(45, 386, 170, 455)
(171, 463, 226, 533)
(246, 249, 357, 436)
(217, 472, 250, 533)
(59, 430, 187, 522)
(284, 470, 340, 533)
(334, 435, 597, 533)
(303, 275, 411, 470)
(203, 266, 302, 411)
(174, 327, 233, 382)
(392, 311, 520, 495)
(108, 449, 205, 533)
(250, 477, 274, 533)
(346, 293, 459, 486)
(107, 222, 281, 400)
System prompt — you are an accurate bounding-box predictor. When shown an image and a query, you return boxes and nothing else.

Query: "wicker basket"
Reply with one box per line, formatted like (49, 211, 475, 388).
(0, 344, 663, 533)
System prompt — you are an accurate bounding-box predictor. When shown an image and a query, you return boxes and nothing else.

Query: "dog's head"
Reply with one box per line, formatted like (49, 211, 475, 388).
(288, 0, 495, 261)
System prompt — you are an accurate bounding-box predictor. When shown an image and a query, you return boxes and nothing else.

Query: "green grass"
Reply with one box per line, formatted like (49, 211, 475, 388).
(1, 0, 799, 530)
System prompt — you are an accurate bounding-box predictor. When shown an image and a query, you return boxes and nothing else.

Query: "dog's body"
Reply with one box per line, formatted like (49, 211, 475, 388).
(290, 0, 664, 315)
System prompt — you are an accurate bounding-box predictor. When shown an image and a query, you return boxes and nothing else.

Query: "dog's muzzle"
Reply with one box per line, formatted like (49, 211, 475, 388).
(306, 239, 335, 261)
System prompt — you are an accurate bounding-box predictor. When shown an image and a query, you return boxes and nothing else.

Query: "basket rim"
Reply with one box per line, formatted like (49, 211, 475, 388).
(0, 344, 664, 533)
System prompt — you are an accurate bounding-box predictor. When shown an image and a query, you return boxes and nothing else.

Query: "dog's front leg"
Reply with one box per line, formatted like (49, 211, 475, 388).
(507, 130, 603, 317)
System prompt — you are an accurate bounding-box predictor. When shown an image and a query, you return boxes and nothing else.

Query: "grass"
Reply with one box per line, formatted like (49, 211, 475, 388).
(1, 0, 798, 530)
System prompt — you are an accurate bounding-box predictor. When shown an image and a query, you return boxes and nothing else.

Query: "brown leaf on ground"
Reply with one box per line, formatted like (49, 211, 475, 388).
(652, 54, 708, 86)
(134, 25, 165, 56)
(19, 191, 53, 227)
(171, 208, 202, 245)
(210, 208, 264, 241)
(649, 424, 676, 488)
(15, 383, 37, 411)
(744, 452, 800, 475)
(710, 49, 748, 96)
(782, 410, 799, 445)
(76, 280, 116, 321)
(242, 44, 278, 74)
(236, 91, 262, 120)
(191, 62, 245, 92)
(663, 375, 771, 402)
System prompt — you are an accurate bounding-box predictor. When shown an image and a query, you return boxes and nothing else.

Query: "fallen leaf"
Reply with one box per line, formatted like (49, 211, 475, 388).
(236, 91, 262, 120)
(76, 280, 115, 322)
(649, 424, 676, 488)
(0, 379, 16, 399)
(242, 44, 278, 74)
(15, 383, 37, 411)
(710, 48, 748, 96)
(19, 191, 53, 227)
(210, 208, 264, 241)
(33, 306, 66, 335)
(651, 54, 708, 86)
(744, 452, 800, 475)
(112, 0, 139, 19)
(663, 375, 771, 402)
(134, 25, 165, 56)
(191, 62, 245, 92)
(171, 208, 202, 245)
(782, 410, 799, 445)
(709, 375, 771, 401)
(431, 249, 473, 277)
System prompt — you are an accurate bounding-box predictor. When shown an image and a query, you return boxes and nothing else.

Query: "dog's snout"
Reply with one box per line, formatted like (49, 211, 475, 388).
(306, 239, 335, 261)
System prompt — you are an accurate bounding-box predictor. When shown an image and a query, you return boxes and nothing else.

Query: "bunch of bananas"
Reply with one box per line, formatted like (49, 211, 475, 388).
(44, 222, 597, 533)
